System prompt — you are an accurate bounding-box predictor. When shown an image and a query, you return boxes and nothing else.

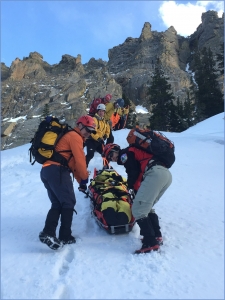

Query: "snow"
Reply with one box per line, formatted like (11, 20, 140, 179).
(136, 105, 149, 114)
(5, 116, 27, 122)
(1, 113, 224, 299)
